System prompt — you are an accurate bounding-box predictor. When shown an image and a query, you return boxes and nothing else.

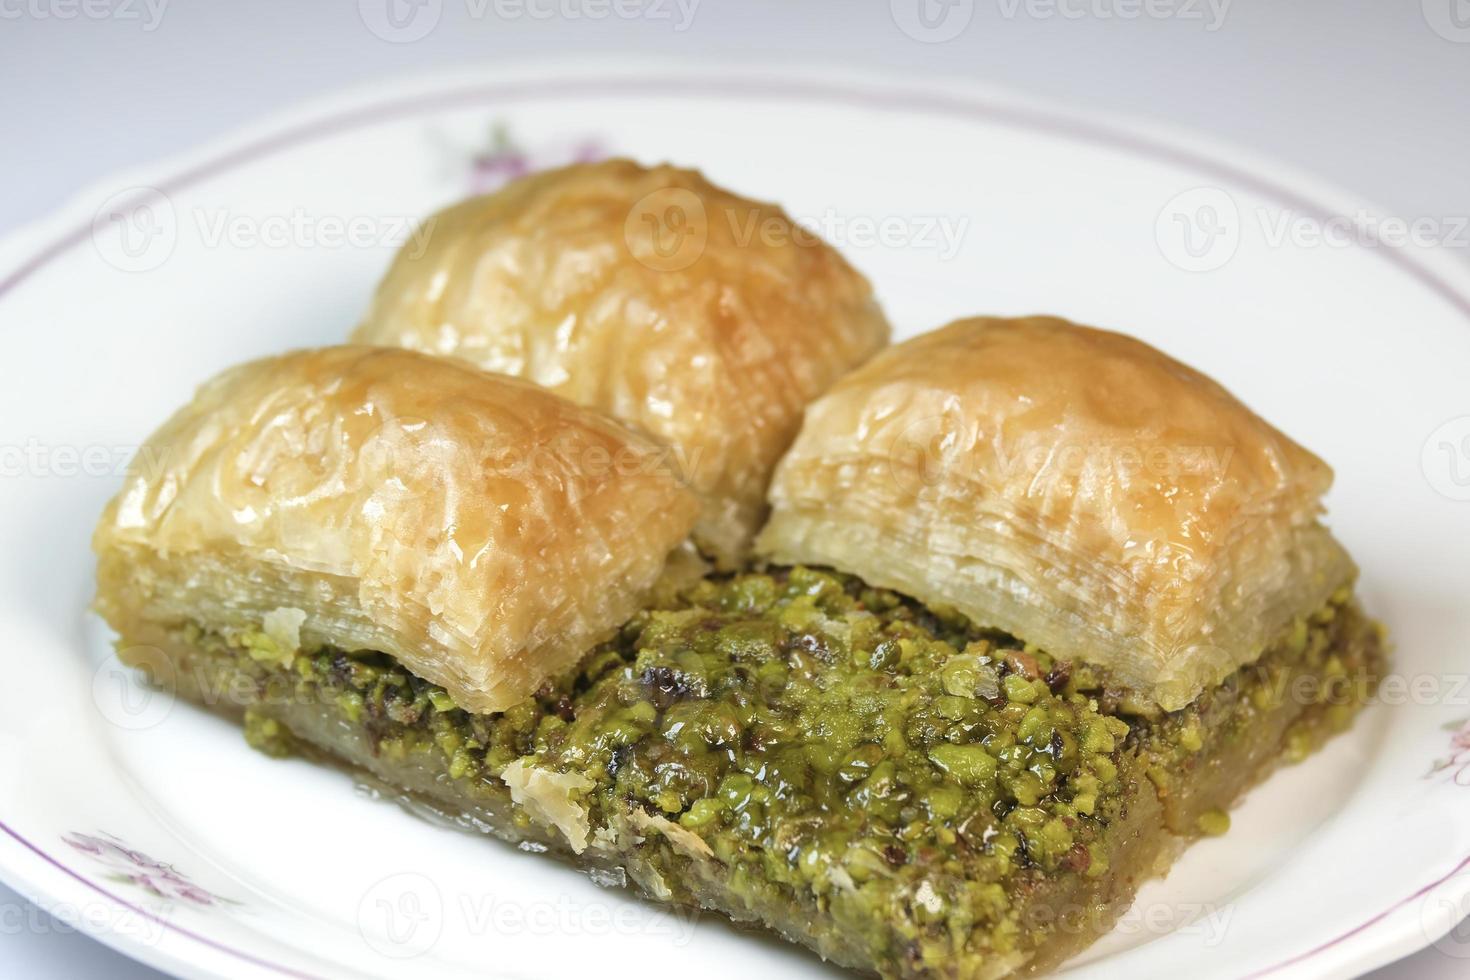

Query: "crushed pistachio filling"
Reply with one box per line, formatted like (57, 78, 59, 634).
(183, 567, 1381, 977)
(531, 568, 1130, 888)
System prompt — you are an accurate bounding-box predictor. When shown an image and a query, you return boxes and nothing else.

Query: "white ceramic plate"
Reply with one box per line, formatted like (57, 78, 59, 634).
(3, 64, 1469, 980)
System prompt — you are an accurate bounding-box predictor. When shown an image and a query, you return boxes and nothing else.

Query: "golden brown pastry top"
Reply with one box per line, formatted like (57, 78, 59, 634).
(351, 159, 891, 566)
(757, 316, 1353, 710)
(93, 346, 701, 713)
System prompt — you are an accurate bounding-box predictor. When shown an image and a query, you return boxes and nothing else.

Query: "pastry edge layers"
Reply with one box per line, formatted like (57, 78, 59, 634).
(757, 315, 1357, 713)
(89, 346, 704, 714)
(757, 511, 1357, 712)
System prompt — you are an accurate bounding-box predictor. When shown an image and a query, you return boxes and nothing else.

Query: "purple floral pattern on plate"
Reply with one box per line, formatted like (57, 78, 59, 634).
(1430, 718, 1470, 786)
(62, 832, 233, 908)
(436, 122, 604, 195)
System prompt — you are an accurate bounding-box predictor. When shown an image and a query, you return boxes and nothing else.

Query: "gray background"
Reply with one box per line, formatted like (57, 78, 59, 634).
(1, 0, 1466, 976)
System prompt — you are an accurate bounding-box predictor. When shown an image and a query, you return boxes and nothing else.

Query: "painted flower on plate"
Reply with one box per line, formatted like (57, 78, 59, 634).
(63, 831, 231, 908)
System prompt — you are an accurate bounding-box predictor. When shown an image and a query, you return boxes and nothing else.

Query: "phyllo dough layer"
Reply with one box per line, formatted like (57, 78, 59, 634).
(93, 346, 701, 713)
(352, 159, 891, 565)
(757, 316, 1355, 711)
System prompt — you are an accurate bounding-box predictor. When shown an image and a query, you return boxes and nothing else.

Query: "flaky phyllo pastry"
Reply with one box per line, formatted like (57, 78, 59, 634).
(352, 159, 891, 565)
(96, 283, 1382, 971)
(93, 346, 700, 713)
(758, 316, 1356, 711)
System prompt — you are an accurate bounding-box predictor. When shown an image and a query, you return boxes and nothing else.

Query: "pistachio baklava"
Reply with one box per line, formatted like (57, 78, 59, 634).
(94, 321, 1383, 979)
(93, 346, 702, 713)
(351, 159, 892, 565)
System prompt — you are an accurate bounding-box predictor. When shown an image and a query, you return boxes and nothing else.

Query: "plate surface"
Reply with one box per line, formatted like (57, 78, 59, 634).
(2, 64, 1469, 980)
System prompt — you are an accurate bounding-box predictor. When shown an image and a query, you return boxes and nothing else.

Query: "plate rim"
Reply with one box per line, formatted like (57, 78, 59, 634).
(3, 58, 1468, 980)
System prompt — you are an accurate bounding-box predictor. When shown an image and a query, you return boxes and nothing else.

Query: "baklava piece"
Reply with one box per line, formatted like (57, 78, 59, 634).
(747, 315, 1384, 969)
(758, 315, 1358, 712)
(93, 346, 701, 713)
(351, 159, 891, 565)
